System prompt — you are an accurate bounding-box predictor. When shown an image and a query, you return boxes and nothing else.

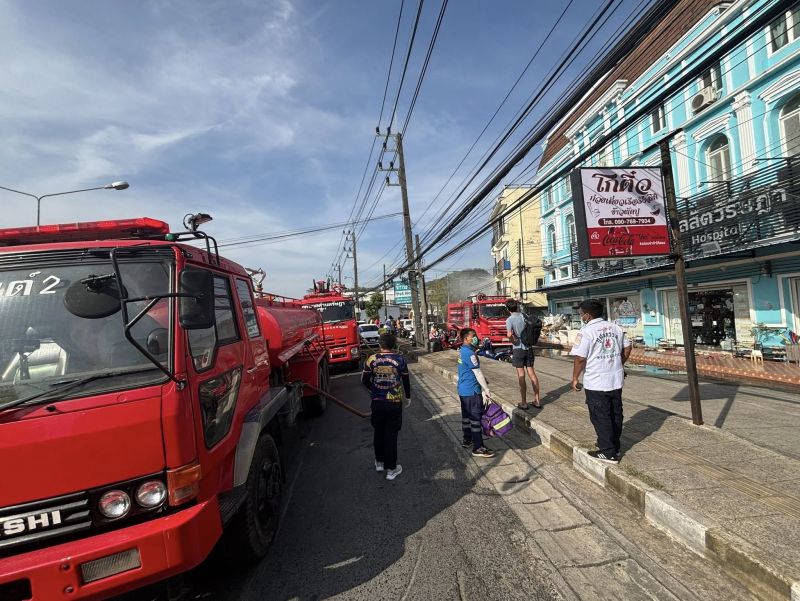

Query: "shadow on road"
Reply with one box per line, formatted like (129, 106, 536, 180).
(177, 362, 493, 601)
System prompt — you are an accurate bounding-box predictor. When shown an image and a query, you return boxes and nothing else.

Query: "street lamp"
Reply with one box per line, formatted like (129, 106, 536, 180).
(0, 181, 130, 226)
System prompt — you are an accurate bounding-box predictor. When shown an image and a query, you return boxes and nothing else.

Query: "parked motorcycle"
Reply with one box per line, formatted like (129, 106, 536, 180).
(477, 338, 512, 362)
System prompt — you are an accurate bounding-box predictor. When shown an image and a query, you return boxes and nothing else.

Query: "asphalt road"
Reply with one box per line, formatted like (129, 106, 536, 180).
(180, 363, 559, 601)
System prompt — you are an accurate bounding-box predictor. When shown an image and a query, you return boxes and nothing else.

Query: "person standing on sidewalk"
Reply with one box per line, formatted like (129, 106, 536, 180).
(505, 299, 541, 410)
(457, 328, 496, 458)
(570, 299, 631, 464)
(361, 333, 410, 480)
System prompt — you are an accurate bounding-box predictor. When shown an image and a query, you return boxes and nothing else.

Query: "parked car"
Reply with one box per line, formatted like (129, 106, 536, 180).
(358, 323, 380, 346)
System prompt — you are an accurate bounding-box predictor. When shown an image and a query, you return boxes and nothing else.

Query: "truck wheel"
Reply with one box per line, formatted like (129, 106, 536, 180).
(226, 434, 283, 562)
(303, 360, 329, 415)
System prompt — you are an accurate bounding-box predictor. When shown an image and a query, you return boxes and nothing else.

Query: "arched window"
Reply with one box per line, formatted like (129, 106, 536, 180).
(706, 135, 731, 182)
(565, 215, 576, 246)
(548, 224, 557, 254)
(780, 94, 800, 157)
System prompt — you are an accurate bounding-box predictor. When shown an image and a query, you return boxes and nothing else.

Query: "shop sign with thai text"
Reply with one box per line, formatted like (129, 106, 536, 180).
(570, 167, 671, 259)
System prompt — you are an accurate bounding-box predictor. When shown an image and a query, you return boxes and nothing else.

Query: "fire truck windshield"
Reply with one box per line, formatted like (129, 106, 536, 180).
(0, 260, 172, 407)
(305, 300, 355, 323)
(479, 304, 510, 319)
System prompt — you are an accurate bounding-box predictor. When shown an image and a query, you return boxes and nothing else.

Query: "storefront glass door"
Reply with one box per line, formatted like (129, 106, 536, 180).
(662, 284, 752, 348)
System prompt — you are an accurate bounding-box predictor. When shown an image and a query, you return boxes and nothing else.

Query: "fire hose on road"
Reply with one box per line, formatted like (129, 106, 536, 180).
(303, 382, 371, 418)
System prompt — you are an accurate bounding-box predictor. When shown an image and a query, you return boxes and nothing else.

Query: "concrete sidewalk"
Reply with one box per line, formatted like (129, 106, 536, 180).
(417, 350, 800, 601)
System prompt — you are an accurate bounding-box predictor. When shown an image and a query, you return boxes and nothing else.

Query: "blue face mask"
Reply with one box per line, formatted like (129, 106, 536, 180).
(471, 336, 480, 346)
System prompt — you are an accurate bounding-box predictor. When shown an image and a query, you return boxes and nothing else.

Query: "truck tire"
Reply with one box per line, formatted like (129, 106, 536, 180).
(303, 359, 329, 415)
(225, 434, 283, 563)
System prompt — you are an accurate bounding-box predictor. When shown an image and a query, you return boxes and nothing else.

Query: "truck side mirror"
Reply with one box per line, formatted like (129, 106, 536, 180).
(359, 301, 366, 311)
(64, 275, 125, 319)
(179, 268, 216, 330)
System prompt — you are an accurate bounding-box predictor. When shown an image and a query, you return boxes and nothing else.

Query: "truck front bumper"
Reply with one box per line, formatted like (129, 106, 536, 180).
(328, 345, 359, 363)
(0, 498, 221, 601)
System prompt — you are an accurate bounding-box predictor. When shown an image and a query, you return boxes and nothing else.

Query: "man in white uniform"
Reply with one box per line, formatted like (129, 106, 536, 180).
(570, 299, 632, 464)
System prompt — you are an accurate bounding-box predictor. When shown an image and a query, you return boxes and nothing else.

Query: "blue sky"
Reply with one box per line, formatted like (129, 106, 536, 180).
(0, 0, 642, 297)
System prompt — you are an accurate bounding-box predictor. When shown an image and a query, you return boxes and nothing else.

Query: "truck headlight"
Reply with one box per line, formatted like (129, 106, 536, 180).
(135, 480, 167, 509)
(351, 347, 359, 356)
(98, 490, 131, 519)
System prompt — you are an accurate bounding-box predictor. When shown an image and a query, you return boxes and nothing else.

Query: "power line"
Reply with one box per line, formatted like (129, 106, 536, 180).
(388, 0, 426, 131)
(373, 0, 793, 290)
(400, 0, 449, 135)
(418, 0, 786, 270)
(217, 212, 402, 249)
(378, 0, 406, 129)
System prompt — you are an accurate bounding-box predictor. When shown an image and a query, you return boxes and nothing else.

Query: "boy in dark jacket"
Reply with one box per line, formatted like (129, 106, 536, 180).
(362, 333, 410, 480)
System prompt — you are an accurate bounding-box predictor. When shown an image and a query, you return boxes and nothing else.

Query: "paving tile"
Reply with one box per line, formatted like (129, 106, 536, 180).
(639, 466, 722, 492)
(768, 478, 800, 499)
(560, 559, 682, 601)
(669, 486, 783, 521)
(532, 525, 628, 568)
(718, 455, 800, 483)
(514, 497, 591, 532)
(676, 441, 774, 463)
(719, 514, 800, 568)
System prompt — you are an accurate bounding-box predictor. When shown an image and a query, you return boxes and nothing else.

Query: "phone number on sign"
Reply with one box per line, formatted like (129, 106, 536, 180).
(598, 217, 655, 226)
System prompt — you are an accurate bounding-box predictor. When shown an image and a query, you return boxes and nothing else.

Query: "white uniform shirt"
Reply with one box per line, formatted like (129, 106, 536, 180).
(570, 318, 630, 391)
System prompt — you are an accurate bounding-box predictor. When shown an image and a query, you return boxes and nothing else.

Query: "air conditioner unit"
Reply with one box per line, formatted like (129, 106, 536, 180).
(691, 87, 718, 113)
(699, 241, 722, 255)
(542, 259, 554, 268)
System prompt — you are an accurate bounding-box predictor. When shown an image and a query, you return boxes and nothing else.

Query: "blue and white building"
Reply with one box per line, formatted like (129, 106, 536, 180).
(535, 0, 800, 350)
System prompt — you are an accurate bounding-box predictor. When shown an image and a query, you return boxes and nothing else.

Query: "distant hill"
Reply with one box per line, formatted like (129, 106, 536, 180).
(426, 268, 495, 317)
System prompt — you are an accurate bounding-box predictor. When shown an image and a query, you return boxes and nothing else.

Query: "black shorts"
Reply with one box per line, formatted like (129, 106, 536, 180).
(511, 348, 535, 368)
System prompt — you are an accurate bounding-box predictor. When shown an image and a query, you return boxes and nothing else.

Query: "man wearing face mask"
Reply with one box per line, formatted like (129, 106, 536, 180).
(457, 328, 496, 458)
(570, 299, 631, 464)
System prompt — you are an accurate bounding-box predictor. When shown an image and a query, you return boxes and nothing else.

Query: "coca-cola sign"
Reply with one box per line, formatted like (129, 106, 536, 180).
(571, 167, 671, 259)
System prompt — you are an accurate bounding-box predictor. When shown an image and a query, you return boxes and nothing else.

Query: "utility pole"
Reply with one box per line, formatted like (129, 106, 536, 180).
(416, 234, 430, 347)
(381, 130, 423, 346)
(336, 263, 342, 287)
(517, 240, 524, 301)
(383, 264, 388, 321)
(346, 230, 360, 319)
(659, 135, 703, 426)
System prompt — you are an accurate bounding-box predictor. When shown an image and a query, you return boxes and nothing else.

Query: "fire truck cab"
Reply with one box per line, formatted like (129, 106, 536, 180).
(446, 294, 512, 347)
(300, 280, 361, 370)
(0, 217, 328, 600)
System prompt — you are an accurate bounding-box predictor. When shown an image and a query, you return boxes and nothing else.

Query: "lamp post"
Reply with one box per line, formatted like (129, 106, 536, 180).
(0, 181, 130, 226)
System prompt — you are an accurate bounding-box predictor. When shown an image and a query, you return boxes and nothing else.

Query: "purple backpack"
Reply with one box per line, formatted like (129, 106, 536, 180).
(481, 402, 513, 437)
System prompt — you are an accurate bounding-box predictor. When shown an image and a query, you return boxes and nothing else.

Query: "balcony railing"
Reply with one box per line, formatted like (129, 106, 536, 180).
(563, 159, 800, 286)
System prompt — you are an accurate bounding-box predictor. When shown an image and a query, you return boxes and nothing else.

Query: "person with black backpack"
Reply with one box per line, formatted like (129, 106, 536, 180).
(505, 299, 541, 410)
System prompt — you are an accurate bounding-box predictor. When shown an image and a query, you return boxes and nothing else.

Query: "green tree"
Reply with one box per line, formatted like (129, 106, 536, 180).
(365, 291, 384, 319)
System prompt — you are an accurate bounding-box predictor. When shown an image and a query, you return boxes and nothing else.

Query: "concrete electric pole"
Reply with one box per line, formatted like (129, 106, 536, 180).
(659, 133, 703, 426)
(415, 234, 430, 346)
(381, 130, 423, 346)
(346, 230, 360, 320)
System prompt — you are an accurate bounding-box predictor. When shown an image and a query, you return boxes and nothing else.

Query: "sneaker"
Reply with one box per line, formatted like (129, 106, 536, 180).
(588, 450, 619, 464)
(471, 447, 496, 458)
(375, 461, 384, 472)
(385, 465, 403, 480)
(461, 439, 471, 448)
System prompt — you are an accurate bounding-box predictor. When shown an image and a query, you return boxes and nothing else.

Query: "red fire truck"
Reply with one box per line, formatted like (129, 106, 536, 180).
(0, 216, 329, 600)
(446, 294, 512, 347)
(300, 280, 361, 370)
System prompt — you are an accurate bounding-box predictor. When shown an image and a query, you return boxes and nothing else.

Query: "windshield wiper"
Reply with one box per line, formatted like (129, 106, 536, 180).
(0, 367, 159, 414)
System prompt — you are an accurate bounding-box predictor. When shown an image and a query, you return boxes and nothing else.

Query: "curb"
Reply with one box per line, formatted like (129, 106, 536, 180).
(417, 354, 800, 601)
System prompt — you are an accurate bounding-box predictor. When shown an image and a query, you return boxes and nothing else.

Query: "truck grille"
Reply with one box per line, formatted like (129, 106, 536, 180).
(0, 492, 91, 555)
(323, 336, 349, 347)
